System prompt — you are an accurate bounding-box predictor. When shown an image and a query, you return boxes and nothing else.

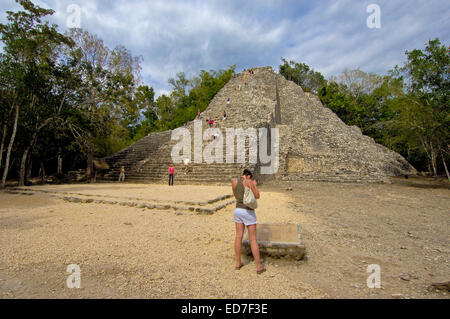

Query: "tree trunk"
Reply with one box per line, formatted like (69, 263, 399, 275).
(431, 146, 437, 177)
(442, 153, 450, 183)
(26, 156, 32, 181)
(39, 161, 46, 184)
(18, 147, 30, 187)
(19, 135, 37, 187)
(86, 150, 94, 183)
(0, 123, 7, 170)
(19, 117, 55, 187)
(57, 155, 63, 175)
(1, 104, 19, 189)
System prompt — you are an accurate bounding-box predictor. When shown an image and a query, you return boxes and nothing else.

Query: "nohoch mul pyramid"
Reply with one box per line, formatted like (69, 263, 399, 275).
(99, 67, 416, 183)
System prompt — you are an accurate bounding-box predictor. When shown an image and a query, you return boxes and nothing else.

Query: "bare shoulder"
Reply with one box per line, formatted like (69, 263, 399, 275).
(232, 180, 238, 187)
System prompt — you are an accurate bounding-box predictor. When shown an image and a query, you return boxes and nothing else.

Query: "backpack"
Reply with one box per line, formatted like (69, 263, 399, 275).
(243, 185, 258, 210)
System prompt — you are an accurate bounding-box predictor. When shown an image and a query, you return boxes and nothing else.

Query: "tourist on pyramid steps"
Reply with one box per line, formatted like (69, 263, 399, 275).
(223, 111, 227, 121)
(197, 109, 201, 119)
(232, 169, 266, 274)
(118, 166, 125, 182)
(168, 165, 175, 186)
(209, 119, 214, 128)
(227, 98, 231, 108)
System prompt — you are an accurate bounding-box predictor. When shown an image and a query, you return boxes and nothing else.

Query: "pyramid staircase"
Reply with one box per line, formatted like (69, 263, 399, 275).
(100, 69, 273, 184)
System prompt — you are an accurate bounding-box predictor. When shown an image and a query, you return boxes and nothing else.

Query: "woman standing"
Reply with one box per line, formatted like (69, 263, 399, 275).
(232, 169, 266, 274)
(168, 165, 175, 186)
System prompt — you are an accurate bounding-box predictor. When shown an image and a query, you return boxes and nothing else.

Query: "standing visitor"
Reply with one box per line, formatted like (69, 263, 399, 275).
(168, 165, 175, 186)
(118, 166, 125, 182)
(232, 169, 266, 274)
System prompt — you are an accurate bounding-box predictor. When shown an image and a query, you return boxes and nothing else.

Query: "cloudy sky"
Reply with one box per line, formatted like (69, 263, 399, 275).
(1, 0, 449, 96)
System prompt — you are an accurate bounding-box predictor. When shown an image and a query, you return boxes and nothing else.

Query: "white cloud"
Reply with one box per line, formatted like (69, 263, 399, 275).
(0, 0, 448, 93)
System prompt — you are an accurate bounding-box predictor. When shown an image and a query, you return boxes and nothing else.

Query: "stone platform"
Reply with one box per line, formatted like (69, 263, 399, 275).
(242, 223, 306, 260)
(7, 184, 235, 215)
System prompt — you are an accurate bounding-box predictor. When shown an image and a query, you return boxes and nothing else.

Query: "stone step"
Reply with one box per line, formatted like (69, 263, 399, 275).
(108, 164, 247, 171)
(281, 176, 386, 183)
(126, 174, 240, 180)
(132, 174, 242, 179)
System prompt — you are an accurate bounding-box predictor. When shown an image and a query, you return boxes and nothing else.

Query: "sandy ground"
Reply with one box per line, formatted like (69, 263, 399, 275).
(0, 178, 449, 299)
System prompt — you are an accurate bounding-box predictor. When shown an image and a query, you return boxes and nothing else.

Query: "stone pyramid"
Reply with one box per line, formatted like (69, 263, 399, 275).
(99, 67, 416, 184)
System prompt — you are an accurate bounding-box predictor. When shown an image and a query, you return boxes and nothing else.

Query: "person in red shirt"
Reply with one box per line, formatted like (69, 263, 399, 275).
(168, 166, 175, 186)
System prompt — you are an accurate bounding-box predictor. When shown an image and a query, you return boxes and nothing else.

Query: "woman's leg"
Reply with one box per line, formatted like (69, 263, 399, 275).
(234, 223, 245, 267)
(247, 224, 265, 272)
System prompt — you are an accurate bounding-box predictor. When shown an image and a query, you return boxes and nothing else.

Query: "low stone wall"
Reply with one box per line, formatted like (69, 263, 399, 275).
(242, 223, 306, 260)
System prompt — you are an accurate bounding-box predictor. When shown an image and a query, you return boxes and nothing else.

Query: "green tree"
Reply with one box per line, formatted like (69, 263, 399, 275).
(66, 29, 143, 180)
(390, 38, 449, 178)
(133, 66, 235, 136)
(0, 0, 73, 188)
(134, 85, 157, 137)
(279, 58, 326, 93)
(154, 94, 175, 130)
(330, 69, 384, 98)
(168, 72, 189, 107)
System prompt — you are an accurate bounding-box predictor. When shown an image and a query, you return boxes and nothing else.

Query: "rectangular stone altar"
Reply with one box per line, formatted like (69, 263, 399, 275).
(242, 223, 306, 260)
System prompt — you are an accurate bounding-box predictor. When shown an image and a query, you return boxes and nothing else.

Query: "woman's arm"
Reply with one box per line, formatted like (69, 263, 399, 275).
(232, 180, 238, 198)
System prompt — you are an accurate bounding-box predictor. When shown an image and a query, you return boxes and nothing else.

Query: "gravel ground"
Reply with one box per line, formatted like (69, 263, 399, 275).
(0, 177, 449, 299)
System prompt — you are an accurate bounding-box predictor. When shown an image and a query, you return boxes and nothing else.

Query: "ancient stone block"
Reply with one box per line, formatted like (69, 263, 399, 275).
(242, 223, 306, 260)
